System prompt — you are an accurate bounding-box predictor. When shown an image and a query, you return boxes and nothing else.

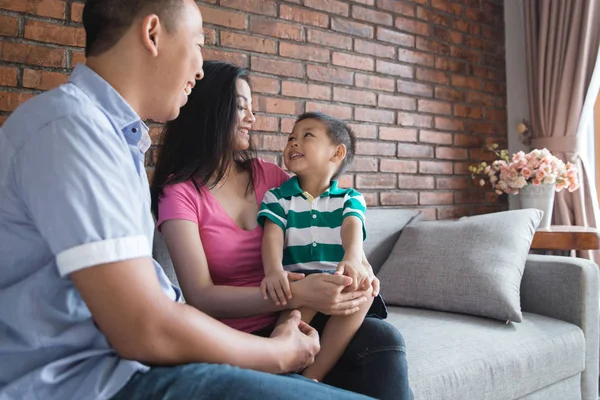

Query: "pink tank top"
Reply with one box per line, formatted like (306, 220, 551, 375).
(157, 159, 290, 333)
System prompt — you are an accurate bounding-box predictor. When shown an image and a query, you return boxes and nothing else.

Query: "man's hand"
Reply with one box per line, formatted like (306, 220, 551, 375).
(335, 256, 370, 292)
(261, 271, 304, 306)
(270, 310, 320, 373)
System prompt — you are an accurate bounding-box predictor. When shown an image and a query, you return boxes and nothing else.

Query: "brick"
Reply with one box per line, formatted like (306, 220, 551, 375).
(379, 127, 417, 142)
(354, 39, 395, 59)
(377, 0, 415, 17)
(397, 143, 434, 158)
(468, 122, 497, 134)
(308, 29, 353, 50)
(249, 16, 303, 41)
(397, 48, 434, 66)
(432, 26, 463, 45)
(376, 28, 414, 47)
(355, 108, 395, 124)
(70, 50, 86, 68)
(483, 82, 506, 95)
(338, 174, 355, 188)
(252, 56, 303, 78)
(258, 153, 280, 165)
(22, 69, 68, 90)
(416, 6, 452, 27)
(249, 76, 279, 95)
(280, 43, 330, 63)
(468, 149, 495, 162)
(380, 159, 417, 173)
(419, 130, 452, 145)
(205, 29, 217, 46)
(416, 68, 449, 84)
(454, 191, 485, 204)
(397, 80, 433, 97)
(435, 57, 469, 74)
(416, 38, 450, 56)
(467, 91, 502, 107)
(25, 20, 85, 47)
(220, 32, 276, 54)
(454, 105, 483, 119)
(485, 191, 500, 203)
(0, 66, 18, 87)
(307, 65, 353, 85)
(334, 87, 376, 106)
(202, 48, 249, 67)
(435, 117, 465, 131)
(0, 15, 18, 36)
(454, 133, 483, 147)
(485, 109, 507, 122)
(397, 112, 433, 128)
(348, 123, 377, 139)
(281, 118, 296, 134)
(482, 26, 504, 42)
(253, 115, 279, 132)
(331, 18, 373, 38)
(420, 191, 453, 205)
(305, 0, 349, 17)
(380, 192, 418, 206)
(0, 42, 65, 68)
(378, 94, 416, 110)
(355, 74, 395, 92)
(436, 177, 469, 190)
(376, 60, 413, 78)
(351, 0, 375, 5)
(260, 134, 288, 151)
(305, 102, 352, 119)
(437, 206, 469, 219)
(348, 157, 378, 172)
(353, 6, 393, 26)
(332, 52, 374, 71)
(220, 0, 277, 16)
(0, 91, 35, 112)
(394, 16, 430, 35)
(418, 99, 452, 115)
(451, 75, 481, 90)
(434, 87, 465, 102)
(0, 0, 65, 19)
(71, 2, 84, 22)
(435, 147, 467, 160)
(280, 5, 329, 28)
(363, 192, 378, 206)
(199, 5, 247, 29)
(451, 46, 481, 64)
(356, 174, 396, 189)
(282, 82, 330, 100)
(419, 160, 453, 174)
(257, 97, 301, 115)
(355, 141, 396, 156)
(431, 0, 463, 15)
(398, 174, 434, 189)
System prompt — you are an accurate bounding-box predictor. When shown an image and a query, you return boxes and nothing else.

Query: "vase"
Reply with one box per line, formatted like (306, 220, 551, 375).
(518, 184, 555, 229)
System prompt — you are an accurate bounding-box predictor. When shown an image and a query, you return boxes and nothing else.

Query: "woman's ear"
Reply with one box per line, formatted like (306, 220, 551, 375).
(141, 14, 161, 57)
(332, 144, 347, 162)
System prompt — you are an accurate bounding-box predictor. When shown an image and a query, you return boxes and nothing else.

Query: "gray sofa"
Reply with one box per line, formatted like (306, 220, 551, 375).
(153, 208, 600, 400)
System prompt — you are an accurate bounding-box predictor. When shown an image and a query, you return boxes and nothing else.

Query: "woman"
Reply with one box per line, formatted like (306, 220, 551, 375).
(150, 61, 411, 399)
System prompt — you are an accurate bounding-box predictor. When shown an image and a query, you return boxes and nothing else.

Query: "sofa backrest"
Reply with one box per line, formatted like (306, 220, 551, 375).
(152, 208, 422, 285)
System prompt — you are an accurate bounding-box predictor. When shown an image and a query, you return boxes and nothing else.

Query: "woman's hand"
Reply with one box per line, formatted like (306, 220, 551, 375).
(289, 273, 368, 316)
(362, 253, 380, 296)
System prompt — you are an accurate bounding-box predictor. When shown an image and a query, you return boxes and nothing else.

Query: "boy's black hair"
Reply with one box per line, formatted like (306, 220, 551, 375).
(296, 111, 356, 178)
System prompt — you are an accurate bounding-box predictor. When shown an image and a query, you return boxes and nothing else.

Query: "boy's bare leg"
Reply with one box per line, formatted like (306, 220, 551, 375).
(302, 290, 374, 382)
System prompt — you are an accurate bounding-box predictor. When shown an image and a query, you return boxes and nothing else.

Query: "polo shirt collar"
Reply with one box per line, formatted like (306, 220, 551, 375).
(280, 176, 348, 198)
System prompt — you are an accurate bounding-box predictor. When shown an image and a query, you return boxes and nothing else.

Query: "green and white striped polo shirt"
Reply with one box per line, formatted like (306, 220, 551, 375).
(257, 176, 367, 272)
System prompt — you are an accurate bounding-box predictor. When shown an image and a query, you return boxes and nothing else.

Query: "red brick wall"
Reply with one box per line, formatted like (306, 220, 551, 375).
(0, 0, 507, 219)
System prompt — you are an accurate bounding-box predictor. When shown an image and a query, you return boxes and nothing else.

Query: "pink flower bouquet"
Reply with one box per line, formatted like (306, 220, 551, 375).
(470, 147, 579, 195)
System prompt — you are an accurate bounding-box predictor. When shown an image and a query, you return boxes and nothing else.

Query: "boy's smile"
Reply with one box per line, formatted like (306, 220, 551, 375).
(284, 118, 338, 176)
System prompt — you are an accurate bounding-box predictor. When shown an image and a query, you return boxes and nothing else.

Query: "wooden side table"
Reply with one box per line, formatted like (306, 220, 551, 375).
(531, 225, 600, 255)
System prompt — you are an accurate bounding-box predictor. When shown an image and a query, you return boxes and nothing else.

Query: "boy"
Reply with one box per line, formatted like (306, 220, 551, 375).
(258, 112, 387, 382)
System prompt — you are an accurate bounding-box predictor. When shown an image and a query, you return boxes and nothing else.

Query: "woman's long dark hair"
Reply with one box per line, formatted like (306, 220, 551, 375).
(150, 61, 257, 218)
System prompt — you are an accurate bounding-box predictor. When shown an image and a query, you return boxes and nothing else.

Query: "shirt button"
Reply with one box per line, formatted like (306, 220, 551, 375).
(132, 127, 138, 133)
(312, 214, 317, 219)
(312, 242, 317, 247)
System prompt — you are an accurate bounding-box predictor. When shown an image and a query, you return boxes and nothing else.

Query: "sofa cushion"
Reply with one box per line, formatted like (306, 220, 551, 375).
(377, 209, 542, 322)
(387, 307, 585, 399)
(364, 209, 421, 274)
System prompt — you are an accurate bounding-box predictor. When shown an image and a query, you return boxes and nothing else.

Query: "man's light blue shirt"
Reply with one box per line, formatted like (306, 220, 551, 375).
(0, 64, 179, 400)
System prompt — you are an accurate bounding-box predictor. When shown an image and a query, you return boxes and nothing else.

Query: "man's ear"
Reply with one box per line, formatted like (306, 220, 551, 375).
(332, 144, 347, 162)
(141, 15, 161, 57)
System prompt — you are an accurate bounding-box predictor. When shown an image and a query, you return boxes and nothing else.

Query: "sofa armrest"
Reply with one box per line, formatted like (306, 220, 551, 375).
(521, 254, 599, 400)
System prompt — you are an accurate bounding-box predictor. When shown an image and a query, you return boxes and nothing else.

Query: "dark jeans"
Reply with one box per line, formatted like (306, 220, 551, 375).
(254, 315, 412, 400)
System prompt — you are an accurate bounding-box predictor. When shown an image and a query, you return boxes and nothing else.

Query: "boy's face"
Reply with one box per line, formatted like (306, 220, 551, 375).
(284, 118, 342, 178)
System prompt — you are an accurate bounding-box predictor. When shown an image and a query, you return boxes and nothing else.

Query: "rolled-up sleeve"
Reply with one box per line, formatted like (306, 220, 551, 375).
(15, 113, 150, 276)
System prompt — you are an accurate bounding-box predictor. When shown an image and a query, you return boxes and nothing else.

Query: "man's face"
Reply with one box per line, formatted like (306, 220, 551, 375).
(148, 0, 204, 122)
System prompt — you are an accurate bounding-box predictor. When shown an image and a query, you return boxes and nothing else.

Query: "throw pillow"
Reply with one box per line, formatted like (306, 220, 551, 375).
(377, 209, 543, 322)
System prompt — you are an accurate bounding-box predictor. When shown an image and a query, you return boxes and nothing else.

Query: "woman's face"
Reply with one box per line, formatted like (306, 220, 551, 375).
(233, 79, 255, 151)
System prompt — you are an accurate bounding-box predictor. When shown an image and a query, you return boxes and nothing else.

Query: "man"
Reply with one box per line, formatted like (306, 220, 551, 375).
(0, 0, 370, 398)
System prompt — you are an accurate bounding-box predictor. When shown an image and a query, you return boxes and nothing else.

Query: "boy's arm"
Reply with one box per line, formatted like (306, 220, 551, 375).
(262, 219, 286, 276)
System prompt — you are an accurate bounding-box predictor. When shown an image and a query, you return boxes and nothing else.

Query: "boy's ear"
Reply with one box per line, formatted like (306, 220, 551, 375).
(141, 14, 161, 57)
(331, 144, 347, 162)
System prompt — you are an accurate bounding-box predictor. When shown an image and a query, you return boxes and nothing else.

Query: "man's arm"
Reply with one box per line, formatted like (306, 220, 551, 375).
(70, 257, 318, 373)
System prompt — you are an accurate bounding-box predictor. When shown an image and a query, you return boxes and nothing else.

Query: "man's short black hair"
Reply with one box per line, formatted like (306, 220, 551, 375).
(295, 111, 356, 178)
(82, 0, 183, 57)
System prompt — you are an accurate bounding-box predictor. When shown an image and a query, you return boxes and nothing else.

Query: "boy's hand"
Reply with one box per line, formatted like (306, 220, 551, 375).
(335, 257, 370, 292)
(261, 271, 304, 306)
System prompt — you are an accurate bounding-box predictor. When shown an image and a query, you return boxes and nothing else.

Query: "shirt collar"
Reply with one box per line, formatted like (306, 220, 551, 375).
(68, 64, 150, 151)
(279, 176, 348, 198)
